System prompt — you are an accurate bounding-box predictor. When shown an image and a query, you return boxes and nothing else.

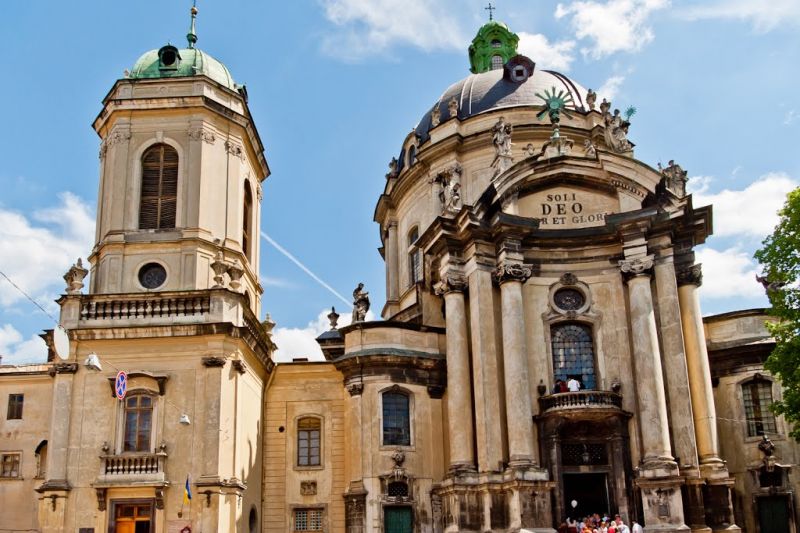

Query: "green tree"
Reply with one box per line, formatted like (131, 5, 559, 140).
(754, 187, 800, 440)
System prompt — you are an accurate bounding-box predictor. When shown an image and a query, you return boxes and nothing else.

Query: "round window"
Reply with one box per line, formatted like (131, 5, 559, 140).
(160, 49, 177, 66)
(138, 263, 167, 289)
(553, 287, 585, 311)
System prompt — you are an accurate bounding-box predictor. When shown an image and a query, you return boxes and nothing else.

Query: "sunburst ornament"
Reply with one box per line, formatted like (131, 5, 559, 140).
(536, 87, 575, 127)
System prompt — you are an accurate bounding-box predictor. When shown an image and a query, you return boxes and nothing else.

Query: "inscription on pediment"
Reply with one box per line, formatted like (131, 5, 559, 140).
(518, 188, 619, 229)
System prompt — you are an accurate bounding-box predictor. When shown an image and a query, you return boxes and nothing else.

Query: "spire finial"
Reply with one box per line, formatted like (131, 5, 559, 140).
(485, 2, 496, 21)
(187, 0, 198, 49)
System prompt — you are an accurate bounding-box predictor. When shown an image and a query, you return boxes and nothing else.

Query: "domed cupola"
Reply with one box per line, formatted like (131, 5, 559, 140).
(127, 4, 237, 91)
(468, 17, 520, 73)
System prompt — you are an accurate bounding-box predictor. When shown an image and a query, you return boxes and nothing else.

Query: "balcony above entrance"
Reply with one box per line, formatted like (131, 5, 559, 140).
(538, 390, 624, 418)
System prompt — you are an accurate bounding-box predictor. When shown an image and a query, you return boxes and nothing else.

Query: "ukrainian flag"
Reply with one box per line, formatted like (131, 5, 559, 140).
(183, 475, 192, 505)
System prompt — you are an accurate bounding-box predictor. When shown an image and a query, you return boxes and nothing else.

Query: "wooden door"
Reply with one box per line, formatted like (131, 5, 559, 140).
(113, 502, 153, 533)
(758, 496, 790, 533)
(384, 506, 413, 533)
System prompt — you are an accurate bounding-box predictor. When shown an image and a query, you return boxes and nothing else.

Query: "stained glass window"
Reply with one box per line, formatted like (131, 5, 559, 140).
(743, 379, 777, 437)
(551, 323, 596, 390)
(554, 288, 585, 311)
(383, 392, 411, 446)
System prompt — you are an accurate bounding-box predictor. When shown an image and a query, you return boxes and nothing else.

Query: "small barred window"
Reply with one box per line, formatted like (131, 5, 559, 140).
(294, 508, 323, 531)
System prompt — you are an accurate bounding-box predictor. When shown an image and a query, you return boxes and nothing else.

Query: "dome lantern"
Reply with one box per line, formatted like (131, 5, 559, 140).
(468, 17, 520, 74)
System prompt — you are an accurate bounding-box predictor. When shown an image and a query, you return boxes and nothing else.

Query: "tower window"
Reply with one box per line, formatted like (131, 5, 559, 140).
(382, 391, 411, 446)
(158, 45, 180, 69)
(408, 227, 421, 285)
(551, 323, 596, 390)
(7, 393, 23, 419)
(742, 378, 777, 437)
(139, 143, 178, 230)
(138, 263, 167, 289)
(491, 55, 504, 70)
(491, 39, 502, 48)
(243, 181, 253, 262)
(123, 395, 153, 452)
(297, 417, 321, 467)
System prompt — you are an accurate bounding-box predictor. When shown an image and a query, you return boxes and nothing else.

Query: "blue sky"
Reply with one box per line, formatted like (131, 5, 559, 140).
(0, 0, 799, 363)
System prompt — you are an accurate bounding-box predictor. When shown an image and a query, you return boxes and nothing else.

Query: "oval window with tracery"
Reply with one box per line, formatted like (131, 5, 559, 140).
(554, 288, 585, 311)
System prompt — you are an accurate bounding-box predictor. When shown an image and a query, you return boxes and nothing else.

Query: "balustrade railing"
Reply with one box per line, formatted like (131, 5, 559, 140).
(101, 453, 166, 476)
(80, 294, 210, 321)
(539, 390, 623, 412)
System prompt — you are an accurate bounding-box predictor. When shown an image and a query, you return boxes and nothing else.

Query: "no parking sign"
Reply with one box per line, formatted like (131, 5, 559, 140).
(115, 371, 127, 400)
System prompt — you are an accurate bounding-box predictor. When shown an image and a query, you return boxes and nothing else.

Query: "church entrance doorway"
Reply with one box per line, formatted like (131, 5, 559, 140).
(758, 496, 791, 533)
(384, 506, 413, 533)
(563, 473, 609, 520)
(109, 500, 154, 533)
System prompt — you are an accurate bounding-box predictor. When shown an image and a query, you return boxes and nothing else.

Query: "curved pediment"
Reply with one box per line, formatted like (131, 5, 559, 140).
(517, 185, 619, 229)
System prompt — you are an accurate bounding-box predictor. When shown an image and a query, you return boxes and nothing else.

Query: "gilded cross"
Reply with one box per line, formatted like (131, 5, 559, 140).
(485, 2, 496, 21)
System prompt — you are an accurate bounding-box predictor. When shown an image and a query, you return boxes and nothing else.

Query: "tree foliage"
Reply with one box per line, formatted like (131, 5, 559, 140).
(754, 187, 800, 440)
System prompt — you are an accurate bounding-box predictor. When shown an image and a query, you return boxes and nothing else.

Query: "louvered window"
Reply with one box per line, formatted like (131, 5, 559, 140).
(139, 144, 178, 229)
(408, 227, 421, 285)
(243, 182, 253, 261)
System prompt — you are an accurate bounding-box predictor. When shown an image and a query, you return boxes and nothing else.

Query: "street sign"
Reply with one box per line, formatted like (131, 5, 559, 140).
(115, 371, 127, 400)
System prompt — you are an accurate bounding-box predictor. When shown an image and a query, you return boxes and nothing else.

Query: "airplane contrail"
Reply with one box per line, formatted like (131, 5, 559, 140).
(260, 231, 351, 308)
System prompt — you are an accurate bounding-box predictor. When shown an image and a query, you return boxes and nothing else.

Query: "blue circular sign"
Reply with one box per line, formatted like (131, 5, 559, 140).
(115, 371, 127, 400)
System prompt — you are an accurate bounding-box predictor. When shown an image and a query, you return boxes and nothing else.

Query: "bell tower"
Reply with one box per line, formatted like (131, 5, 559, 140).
(89, 3, 269, 314)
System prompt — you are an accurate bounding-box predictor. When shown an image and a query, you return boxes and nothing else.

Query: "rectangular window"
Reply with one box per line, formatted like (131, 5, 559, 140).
(1, 453, 21, 478)
(123, 395, 153, 452)
(294, 508, 323, 531)
(382, 392, 411, 446)
(297, 418, 321, 467)
(7, 394, 23, 420)
(743, 380, 778, 437)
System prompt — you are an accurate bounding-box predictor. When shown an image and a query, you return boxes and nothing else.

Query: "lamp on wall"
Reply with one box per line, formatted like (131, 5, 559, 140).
(84, 353, 102, 371)
(179, 414, 191, 425)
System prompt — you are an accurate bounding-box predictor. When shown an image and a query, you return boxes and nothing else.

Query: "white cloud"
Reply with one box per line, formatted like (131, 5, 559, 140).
(260, 275, 295, 289)
(689, 172, 798, 238)
(696, 246, 763, 299)
(517, 33, 576, 71)
(686, 175, 714, 195)
(0, 324, 46, 365)
(598, 74, 625, 100)
(319, 0, 465, 60)
(555, 0, 669, 58)
(784, 109, 799, 126)
(0, 192, 95, 307)
(681, 0, 800, 32)
(272, 307, 375, 363)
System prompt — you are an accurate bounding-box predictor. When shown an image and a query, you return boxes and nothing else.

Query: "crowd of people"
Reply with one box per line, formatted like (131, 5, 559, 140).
(558, 514, 643, 533)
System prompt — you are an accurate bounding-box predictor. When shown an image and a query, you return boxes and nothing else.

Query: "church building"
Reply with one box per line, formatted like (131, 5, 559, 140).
(0, 8, 797, 533)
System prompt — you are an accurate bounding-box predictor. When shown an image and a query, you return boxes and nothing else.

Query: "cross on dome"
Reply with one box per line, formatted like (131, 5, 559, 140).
(485, 2, 496, 21)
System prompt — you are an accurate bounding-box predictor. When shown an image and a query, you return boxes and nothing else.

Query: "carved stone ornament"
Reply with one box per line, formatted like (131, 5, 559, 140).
(98, 130, 132, 159)
(434, 163, 463, 215)
(63, 258, 89, 294)
(231, 359, 246, 374)
(658, 160, 688, 197)
(155, 487, 165, 510)
(447, 97, 459, 119)
(619, 256, 654, 279)
(300, 480, 317, 495)
(345, 380, 364, 396)
(491, 117, 514, 176)
(493, 263, 533, 285)
(351, 283, 370, 323)
(584, 139, 597, 158)
(224, 140, 245, 160)
(95, 488, 107, 512)
(560, 272, 579, 286)
(431, 102, 441, 127)
(202, 356, 227, 368)
(386, 157, 399, 179)
(188, 127, 216, 144)
(433, 275, 467, 295)
(523, 143, 537, 157)
(586, 88, 597, 111)
(327, 307, 340, 329)
(676, 264, 703, 287)
(227, 260, 244, 292)
(49, 362, 79, 376)
(600, 99, 633, 154)
(256, 181, 263, 202)
(210, 251, 229, 288)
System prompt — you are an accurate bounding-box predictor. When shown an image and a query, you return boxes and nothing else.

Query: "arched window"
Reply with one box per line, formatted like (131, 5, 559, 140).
(407, 145, 417, 166)
(382, 391, 410, 446)
(297, 417, 321, 466)
(139, 143, 178, 230)
(34, 440, 47, 478)
(551, 323, 596, 390)
(243, 181, 253, 262)
(408, 227, 421, 285)
(491, 54, 504, 70)
(491, 39, 502, 49)
(742, 377, 777, 437)
(123, 394, 154, 452)
(249, 506, 259, 533)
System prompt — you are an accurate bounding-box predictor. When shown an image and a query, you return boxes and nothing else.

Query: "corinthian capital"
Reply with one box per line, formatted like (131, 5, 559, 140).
(676, 263, 702, 287)
(619, 255, 654, 280)
(492, 263, 533, 285)
(433, 274, 467, 295)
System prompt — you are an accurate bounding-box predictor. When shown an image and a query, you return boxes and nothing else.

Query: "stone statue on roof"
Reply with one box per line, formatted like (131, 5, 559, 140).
(352, 283, 370, 323)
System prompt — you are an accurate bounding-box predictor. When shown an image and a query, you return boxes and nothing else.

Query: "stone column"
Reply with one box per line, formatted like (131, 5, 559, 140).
(653, 256, 700, 471)
(676, 264, 722, 467)
(468, 266, 504, 472)
(620, 256, 674, 464)
(385, 222, 399, 305)
(493, 263, 536, 467)
(434, 275, 475, 472)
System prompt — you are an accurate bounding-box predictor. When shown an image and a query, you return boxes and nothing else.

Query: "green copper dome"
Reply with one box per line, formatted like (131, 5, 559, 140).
(468, 20, 520, 74)
(129, 46, 236, 91)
